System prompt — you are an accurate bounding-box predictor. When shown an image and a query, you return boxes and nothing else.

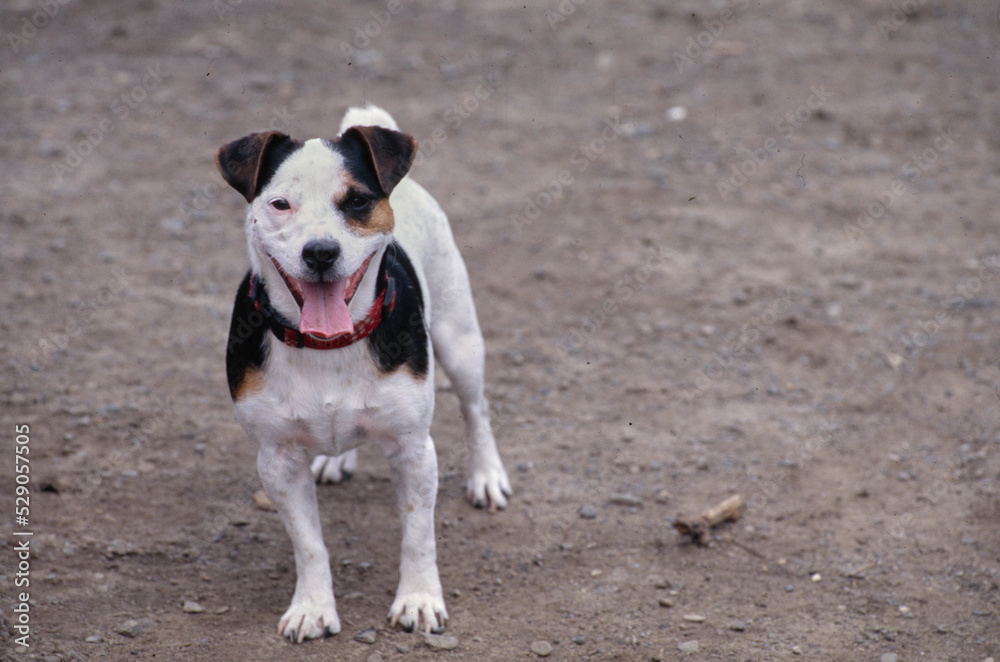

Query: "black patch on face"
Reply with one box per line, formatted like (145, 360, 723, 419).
(328, 137, 385, 198)
(254, 137, 303, 199)
(368, 242, 429, 377)
(226, 271, 270, 399)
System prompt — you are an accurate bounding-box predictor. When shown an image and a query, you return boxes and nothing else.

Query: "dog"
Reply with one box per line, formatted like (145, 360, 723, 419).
(216, 105, 511, 641)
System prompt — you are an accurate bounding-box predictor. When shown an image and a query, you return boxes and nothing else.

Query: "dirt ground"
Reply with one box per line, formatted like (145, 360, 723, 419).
(2, 0, 1000, 660)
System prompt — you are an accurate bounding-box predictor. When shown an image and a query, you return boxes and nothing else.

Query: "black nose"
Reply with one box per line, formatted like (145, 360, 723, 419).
(301, 239, 341, 274)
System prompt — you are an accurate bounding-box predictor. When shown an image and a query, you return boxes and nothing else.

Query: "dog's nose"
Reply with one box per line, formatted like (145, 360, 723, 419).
(301, 239, 341, 274)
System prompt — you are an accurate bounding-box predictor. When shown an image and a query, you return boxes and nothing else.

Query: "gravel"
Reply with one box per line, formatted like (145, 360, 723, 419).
(354, 627, 377, 644)
(579, 504, 598, 519)
(530, 640, 554, 657)
(182, 600, 205, 613)
(677, 639, 700, 653)
(421, 632, 459, 650)
(114, 619, 142, 638)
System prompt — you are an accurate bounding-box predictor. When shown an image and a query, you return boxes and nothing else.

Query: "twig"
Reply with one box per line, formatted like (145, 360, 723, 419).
(673, 494, 747, 546)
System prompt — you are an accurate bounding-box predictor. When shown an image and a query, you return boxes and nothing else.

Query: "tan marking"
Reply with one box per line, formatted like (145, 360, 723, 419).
(406, 503, 415, 513)
(234, 367, 267, 400)
(335, 174, 395, 236)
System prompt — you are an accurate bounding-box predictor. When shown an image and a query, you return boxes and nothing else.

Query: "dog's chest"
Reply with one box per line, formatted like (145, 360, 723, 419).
(236, 340, 432, 455)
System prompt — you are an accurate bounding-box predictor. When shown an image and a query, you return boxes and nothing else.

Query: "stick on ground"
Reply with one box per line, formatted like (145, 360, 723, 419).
(673, 494, 747, 546)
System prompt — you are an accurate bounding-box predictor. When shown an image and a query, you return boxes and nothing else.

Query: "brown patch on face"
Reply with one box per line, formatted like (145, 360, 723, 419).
(233, 366, 267, 401)
(360, 198, 395, 235)
(335, 173, 395, 237)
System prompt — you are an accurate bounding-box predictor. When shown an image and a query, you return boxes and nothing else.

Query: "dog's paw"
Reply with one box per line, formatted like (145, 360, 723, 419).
(278, 599, 341, 643)
(388, 592, 448, 634)
(466, 462, 512, 512)
(311, 450, 358, 484)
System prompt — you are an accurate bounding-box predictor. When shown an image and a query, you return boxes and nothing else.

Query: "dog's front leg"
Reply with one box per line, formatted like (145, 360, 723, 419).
(257, 441, 340, 642)
(383, 433, 447, 633)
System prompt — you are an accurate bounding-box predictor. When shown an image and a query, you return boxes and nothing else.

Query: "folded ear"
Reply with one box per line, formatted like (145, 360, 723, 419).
(215, 131, 292, 203)
(340, 126, 417, 196)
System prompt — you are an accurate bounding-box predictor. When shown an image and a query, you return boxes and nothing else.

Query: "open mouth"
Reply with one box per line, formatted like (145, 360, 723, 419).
(269, 253, 375, 339)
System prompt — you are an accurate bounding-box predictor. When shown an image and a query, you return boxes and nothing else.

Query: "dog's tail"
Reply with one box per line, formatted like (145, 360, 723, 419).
(339, 104, 400, 134)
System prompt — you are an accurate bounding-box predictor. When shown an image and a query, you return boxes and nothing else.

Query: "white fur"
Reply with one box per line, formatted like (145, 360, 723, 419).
(232, 105, 511, 641)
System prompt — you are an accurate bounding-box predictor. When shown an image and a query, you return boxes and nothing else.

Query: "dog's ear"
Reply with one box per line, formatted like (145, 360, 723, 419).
(340, 126, 417, 196)
(215, 131, 292, 203)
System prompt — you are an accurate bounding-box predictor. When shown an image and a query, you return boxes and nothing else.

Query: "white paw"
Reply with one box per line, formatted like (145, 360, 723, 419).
(467, 461, 512, 512)
(311, 450, 358, 484)
(388, 591, 448, 634)
(278, 599, 340, 643)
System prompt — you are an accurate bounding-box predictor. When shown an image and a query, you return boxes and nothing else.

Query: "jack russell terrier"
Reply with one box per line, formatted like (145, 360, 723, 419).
(217, 105, 511, 641)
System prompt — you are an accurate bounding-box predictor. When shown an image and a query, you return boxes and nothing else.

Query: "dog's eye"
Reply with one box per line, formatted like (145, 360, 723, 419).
(269, 198, 291, 211)
(344, 193, 371, 211)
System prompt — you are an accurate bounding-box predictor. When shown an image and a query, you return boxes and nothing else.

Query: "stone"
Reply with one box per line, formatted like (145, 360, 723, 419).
(114, 619, 142, 638)
(678, 639, 700, 653)
(422, 633, 459, 651)
(182, 600, 205, 613)
(530, 640, 554, 656)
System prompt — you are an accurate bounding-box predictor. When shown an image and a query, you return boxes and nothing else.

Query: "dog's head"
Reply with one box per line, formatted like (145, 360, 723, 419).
(216, 126, 416, 339)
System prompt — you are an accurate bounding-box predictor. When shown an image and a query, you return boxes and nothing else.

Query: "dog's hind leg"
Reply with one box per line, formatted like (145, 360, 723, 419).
(429, 269, 511, 511)
(311, 450, 358, 484)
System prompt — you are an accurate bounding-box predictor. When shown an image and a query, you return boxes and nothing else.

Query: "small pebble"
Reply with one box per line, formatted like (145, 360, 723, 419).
(811, 573, 822, 582)
(530, 640, 554, 657)
(677, 639, 700, 653)
(572, 634, 586, 645)
(252, 490, 276, 511)
(182, 600, 205, 613)
(85, 635, 102, 643)
(880, 654, 899, 662)
(579, 505, 598, 519)
(785, 585, 794, 592)
(422, 633, 459, 651)
(792, 645, 802, 654)
(354, 627, 377, 644)
(608, 493, 644, 507)
(728, 620, 747, 632)
(658, 597, 674, 608)
(367, 653, 384, 662)
(114, 619, 142, 638)
(683, 614, 706, 622)
(396, 644, 410, 653)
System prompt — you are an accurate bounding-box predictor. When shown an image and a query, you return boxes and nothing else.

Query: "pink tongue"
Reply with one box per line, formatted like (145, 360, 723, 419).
(298, 279, 354, 338)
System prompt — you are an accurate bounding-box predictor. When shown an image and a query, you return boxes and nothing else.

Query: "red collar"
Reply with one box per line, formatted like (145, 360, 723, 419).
(249, 270, 396, 350)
